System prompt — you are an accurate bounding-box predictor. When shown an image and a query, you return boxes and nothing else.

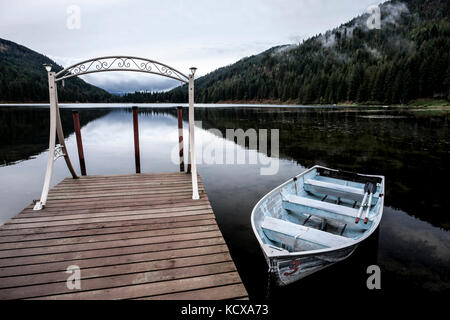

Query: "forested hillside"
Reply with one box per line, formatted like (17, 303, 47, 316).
(0, 38, 111, 103)
(1, 0, 449, 105)
(128, 0, 450, 105)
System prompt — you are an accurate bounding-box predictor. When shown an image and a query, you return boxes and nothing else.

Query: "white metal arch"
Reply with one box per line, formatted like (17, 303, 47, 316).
(55, 56, 190, 83)
(34, 56, 199, 211)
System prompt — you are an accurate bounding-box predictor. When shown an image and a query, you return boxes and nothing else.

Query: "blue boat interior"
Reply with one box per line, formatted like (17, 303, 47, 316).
(257, 167, 383, 253)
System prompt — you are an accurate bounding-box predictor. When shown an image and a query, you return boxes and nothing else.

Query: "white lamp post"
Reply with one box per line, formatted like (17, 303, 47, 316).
(188, 67, 199, 200)
(43, 64, 52, 72)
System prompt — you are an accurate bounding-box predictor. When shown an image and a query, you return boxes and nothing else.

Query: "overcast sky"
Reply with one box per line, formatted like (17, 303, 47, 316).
(0, 0, 383, 93)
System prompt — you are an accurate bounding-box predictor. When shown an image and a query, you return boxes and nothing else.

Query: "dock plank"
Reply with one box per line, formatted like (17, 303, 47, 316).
(0, 173, 247, 300)
(34, 272, 243, 300)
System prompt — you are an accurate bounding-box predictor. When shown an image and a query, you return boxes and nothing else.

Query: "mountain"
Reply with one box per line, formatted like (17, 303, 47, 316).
(2, 0, 448, 105)
(0, 38, 112, 103)
(127, 0, 450, 105)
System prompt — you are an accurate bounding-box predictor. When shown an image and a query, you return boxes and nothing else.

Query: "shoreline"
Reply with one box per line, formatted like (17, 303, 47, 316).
(1, 98, 448, 111)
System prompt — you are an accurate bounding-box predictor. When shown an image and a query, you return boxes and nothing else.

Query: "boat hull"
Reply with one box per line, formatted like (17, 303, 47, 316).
(251, 165, 385, 286)
(265, 244, 357, 286)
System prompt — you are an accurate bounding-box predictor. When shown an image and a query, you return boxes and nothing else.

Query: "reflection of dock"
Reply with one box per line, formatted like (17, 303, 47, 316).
(0, 172, 248, 299)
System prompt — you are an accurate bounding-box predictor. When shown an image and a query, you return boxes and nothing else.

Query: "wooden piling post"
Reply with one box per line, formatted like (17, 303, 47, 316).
(186, 117, 191, 174)
(132, 106, 141, 174)
(177, 106, 185, 172)
(187, 154, 191, 173)
(72, 110, 87, 176)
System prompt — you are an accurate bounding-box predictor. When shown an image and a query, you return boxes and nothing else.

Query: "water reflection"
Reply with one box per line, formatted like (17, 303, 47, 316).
(196, 107, 449, 230)
(0, 107, 110, 165)
(0, 105, 448, 296)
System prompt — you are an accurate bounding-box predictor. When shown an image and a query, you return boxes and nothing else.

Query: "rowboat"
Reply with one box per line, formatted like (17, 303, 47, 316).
(251, 165, 384, 286)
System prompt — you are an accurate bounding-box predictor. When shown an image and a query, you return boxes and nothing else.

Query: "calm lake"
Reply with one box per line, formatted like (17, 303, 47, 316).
(0, 104, 449, 298)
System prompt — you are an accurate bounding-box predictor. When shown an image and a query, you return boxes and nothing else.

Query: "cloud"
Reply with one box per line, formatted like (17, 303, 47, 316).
(0, 0, 384, 92)
(320, 31, 337, 48)
(382, 2, 409, 26)
(364, 44, 382, 59)
(272, 44, 299, 56)
(315, 1, 411, 59)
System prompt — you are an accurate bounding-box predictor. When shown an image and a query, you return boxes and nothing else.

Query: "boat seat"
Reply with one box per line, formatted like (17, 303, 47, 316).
(262, 216, 353, 248)
(282, 194, 370, 227)
(304, 178, 365, 201)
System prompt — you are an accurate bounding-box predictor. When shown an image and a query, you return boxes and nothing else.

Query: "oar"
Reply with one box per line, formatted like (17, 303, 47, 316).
(355, 187, 369, 223)
(355, 187, 369, 224)
(364, 183, 376, 224)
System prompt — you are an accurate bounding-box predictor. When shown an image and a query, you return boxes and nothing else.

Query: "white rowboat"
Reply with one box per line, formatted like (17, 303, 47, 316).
(251, 165, 385, 286)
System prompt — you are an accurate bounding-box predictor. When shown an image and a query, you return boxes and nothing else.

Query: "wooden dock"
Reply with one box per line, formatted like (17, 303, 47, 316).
(0, 172, 248, 300)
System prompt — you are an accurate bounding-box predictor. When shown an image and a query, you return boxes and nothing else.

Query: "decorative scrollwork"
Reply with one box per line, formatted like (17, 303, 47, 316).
(53, 144, 66, 161)
(55, 56, 189, 83)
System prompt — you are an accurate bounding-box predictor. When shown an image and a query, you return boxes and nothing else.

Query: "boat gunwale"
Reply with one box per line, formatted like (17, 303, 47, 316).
(250, 165, 385, 259)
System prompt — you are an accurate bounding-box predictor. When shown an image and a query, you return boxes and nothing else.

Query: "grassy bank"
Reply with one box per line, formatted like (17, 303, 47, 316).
(2, 98, 449, 115)
(401, 99, 450, 116)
